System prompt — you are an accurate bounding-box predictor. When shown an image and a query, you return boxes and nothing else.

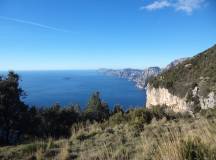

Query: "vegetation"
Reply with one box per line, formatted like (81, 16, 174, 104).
(149, 45, 216, 99)
(1, 106, 216, 160)
(84, 91, 109, 122)
(1, 71, 216, 159)
(0, 72, 29, 145)
(0, 72, 109, 145)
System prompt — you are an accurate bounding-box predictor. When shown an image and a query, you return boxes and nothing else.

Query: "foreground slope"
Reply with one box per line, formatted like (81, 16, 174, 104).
(147, 45, 216, 112)
(1, 108, 216, 160)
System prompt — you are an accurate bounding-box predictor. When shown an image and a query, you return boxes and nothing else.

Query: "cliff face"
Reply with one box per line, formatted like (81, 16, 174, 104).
(146, 85, 216, 112)
(146, 85, 188, 112)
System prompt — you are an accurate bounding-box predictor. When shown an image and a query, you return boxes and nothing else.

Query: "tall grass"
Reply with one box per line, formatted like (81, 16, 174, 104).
(57, 140, 70, 160)
(137, 118, 216, 160)
(2, 109, 216, 160)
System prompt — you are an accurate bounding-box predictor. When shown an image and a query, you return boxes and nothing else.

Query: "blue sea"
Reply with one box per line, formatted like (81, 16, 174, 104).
(3, 70, 146, 110)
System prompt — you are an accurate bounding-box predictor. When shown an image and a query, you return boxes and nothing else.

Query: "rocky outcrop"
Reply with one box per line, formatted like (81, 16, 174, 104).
(193, 86, 216, 109)
(200, 92, 216, 109)
(146, 85, 216, 112)
(146, 85, 188, 112)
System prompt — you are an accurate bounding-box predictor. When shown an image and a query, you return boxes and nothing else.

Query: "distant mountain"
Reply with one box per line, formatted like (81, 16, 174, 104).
(99, 58, 188, 90)
(147, 45, 216, 112)
(99, 67, 161, 89)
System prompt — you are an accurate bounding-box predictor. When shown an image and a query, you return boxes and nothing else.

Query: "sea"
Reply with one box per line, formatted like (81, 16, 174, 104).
(1, 70, 146, 110)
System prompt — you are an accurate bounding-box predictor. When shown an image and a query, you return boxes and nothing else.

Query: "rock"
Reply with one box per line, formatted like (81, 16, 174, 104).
(146, 84, 188, 112)
(146, 84, 216, 112)
(99, 67, 161, 90)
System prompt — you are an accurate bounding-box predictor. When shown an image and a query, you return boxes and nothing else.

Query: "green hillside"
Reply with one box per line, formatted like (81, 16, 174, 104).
(150, 45, 216, 99)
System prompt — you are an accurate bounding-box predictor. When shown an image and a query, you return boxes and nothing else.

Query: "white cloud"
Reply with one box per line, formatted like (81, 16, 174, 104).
(175, 0, 205, 14)
(142, 0, 171, 10)
(142, 0, 206, 14)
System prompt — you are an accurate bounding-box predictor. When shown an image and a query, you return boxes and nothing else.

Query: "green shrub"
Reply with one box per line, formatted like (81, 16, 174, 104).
(182, 137, 216, 160)
(109, 112, 127, 126)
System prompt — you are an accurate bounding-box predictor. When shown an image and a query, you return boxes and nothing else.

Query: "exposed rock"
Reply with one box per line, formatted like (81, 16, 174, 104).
(146, 85, 188, 112)
(200, 92, 216, 109)
(99, 67, 161, 89)
(146, 84, 216, 112)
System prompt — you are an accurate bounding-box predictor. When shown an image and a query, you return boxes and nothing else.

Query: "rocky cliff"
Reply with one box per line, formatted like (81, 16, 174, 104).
(147, 45, 216, 112)
(146, 85, 216, 112)
(99, 67, 161, 89)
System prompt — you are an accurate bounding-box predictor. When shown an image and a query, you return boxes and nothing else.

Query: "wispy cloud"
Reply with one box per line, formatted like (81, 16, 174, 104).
(141, 0, 171, 10)
(141, 0, 206, 14)
(0, 16, 76, 33)
(175, 0, 205, 13)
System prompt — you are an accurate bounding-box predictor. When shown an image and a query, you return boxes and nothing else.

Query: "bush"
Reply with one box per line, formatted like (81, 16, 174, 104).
(182, 137, 216, 160)
(127, 108, 153, 124)
(84, 92, 110, 122)
(109, 112, 127, 126)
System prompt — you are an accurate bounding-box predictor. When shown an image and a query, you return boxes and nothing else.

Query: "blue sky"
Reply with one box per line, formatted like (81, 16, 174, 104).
(0, 0, 215, 70)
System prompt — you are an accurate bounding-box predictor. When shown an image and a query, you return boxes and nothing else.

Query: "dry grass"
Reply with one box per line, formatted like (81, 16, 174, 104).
(1, 112, 216, 160)
(136, 118, 216, 160)
(57, 140, 70, 160)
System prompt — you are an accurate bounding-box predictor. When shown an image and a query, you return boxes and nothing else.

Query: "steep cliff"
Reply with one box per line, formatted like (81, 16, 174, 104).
(100, 67, 161, 89)
(147, 45, 216, 112)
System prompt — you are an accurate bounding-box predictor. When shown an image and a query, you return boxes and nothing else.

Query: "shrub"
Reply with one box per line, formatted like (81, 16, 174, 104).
(109, 112, 126, 126)
(84, 92, 110, 122)
(182, 137, 214, 160)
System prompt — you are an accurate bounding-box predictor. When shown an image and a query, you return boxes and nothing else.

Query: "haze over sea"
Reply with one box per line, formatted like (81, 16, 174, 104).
(8, 70, 145, 109)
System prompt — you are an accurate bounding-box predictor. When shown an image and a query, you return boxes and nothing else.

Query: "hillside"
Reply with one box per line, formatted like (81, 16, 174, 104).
(1, 107, 216, 160)
(147, 45, 216, 112)
(1, 46, 216, 159)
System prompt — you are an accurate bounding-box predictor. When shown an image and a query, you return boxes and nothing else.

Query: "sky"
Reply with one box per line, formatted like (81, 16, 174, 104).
(0, 0, 215, 70)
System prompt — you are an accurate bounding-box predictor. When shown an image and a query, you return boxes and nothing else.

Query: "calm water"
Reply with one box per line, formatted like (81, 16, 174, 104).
(4, 71, 146, 109)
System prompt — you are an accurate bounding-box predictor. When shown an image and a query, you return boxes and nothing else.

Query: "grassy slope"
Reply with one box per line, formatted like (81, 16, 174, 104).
(149, 45, 216, 98)
(1, 108, 216, 160)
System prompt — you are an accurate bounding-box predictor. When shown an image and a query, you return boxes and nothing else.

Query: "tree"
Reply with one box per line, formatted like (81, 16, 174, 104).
(33, 103, 81, 138)
(85, 92, 109, 122)
(0, 71, 28, 144)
